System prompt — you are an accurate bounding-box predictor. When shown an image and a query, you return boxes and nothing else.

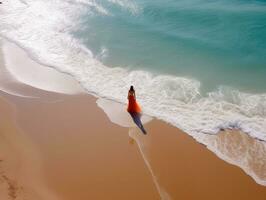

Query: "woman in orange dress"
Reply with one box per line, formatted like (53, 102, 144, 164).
(127, 86, 146, 134)
(127, 85, 142, 113)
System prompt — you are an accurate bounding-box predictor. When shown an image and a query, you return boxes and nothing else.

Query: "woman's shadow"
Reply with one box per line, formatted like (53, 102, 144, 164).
(128, 112, 147, 134)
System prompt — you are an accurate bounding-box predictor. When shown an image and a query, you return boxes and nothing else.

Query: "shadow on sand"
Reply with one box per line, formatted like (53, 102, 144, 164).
(129, 112, 147, 134)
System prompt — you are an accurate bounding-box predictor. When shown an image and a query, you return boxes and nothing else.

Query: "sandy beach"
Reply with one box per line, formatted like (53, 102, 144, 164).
(0, 39, 266, 200)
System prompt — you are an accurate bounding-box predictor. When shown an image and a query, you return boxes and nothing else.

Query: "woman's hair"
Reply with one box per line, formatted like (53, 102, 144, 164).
(130, 85, 134, 91)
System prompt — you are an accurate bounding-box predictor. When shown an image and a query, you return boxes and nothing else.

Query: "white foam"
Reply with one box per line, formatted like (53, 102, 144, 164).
(1, 0, 266, 186)
(107, 0, 141, 15)
(75, 0, 110, 16)
(95, 46, 109, 61)
(1, 0, 265, 143)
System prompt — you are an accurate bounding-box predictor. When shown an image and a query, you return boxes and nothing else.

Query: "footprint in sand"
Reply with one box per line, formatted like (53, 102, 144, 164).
(1, 174, 19, 200)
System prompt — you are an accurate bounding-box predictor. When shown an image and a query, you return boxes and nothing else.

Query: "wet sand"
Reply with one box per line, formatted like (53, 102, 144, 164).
(0, 90, 266, 200)
(0, 95, 60, 200)
(135, 123, 266, 200)
(0, 92, 160, 200)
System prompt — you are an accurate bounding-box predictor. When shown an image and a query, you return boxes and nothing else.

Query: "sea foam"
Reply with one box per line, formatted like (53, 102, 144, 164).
(0, 0, 265, 141)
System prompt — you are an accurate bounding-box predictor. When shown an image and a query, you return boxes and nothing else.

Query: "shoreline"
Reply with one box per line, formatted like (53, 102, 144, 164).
(98, 98, 266, 187)
(0, 37, 84, 97)
(0, 37, 266, 199)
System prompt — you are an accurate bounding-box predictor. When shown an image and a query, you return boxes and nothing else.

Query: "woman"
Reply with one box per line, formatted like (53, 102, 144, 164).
(127, 85, 142, 113)
(127, 86, 146, 134)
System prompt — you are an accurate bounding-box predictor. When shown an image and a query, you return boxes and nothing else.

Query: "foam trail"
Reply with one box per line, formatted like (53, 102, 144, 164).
(107, 0, 141, 15)
(129, 129, 172, 200)
(75, 0, 110, 15)
(95, 46, 109, 61)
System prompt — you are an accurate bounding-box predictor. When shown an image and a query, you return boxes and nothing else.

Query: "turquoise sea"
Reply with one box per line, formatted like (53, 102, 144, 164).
(1, 0, 266, 141)
(77, 0, 266, 93)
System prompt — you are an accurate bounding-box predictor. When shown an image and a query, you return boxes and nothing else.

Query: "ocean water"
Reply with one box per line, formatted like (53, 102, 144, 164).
(0, 0, 266, 141)
(79, 0, 266, 93)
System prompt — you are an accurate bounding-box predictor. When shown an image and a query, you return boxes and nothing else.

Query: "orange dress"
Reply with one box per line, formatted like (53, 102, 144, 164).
(127, 93, 142, 113)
